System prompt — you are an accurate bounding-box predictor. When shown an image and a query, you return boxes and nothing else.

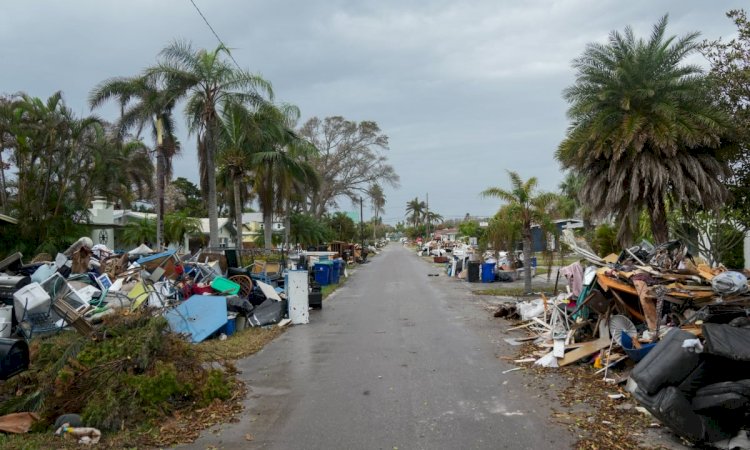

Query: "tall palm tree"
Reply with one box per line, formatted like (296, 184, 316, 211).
(148, 40, 273, 248)
(217, 102, 255, 249)
(249, 103, 318, 249)
(482, 171, 557, 293)
(557, 16, 729, 244)
(369, 184, 386, 238)
(405, 197, 425, 229)
(89, 75, 180, 250)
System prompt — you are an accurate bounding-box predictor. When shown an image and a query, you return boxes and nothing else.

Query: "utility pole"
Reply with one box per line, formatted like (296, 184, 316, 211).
(425, 192, 430, 240)
(360, 197, 364, 249)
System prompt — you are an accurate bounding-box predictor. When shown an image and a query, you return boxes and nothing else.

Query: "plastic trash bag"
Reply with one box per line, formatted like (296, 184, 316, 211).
(712, 271, 748, 296)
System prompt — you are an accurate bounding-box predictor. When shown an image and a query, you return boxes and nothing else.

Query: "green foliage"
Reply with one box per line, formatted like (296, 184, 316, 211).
(702, 10, 750, 227)
(201, 369, 232, 405)
(172, 177, 206, 217)
(486, 206, 521, 254)
(326, 212, 357, 242)
(558, 16, 730, 244)
(0, 313, 234, 432)
(458, 220, 482, 239)
(592, 224, 619, 256)
(291, 213, 331, 244)
(164, 211, 202, 247)
(121, 218, 156, 246)
(0, 92, 154, 255)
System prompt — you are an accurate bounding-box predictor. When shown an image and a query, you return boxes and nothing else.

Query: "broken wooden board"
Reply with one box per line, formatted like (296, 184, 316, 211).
(633, 279, 658, 331)
(557, 338, 611, 367)
(597, 272, 638, 296)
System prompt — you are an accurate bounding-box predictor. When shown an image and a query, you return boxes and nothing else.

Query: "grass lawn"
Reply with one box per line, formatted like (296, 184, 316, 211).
(197, 326, 285, 361)
(472, 283, 562, 298)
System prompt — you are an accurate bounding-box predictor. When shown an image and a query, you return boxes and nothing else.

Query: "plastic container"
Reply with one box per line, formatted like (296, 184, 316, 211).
(13, 283, 51, 322)
(220, 313, 237, 336)
(481, 262, 496, 283)
(621, 332, 657, 362)
(30, 264, 56, 283)
(331, 260, 341, 284)
(314, 262, 332, 286)
(210, 277, 240, 295)
(0, 305, 12, 324)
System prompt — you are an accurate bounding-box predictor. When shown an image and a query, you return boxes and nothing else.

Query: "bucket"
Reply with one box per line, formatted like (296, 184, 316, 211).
(0, 305, 12, 323)
(235, 314, 247, 332)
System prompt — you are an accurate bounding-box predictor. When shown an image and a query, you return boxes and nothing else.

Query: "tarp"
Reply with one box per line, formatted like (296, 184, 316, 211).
(128, 244, 153, 256)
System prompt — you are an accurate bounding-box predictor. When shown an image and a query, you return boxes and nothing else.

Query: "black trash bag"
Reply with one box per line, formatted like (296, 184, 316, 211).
(248, 299, 287, 327)
(703, 323, 750, 361)
(631, 329, 702, 395)
(248, 287, 268, 307)
(226, 295, 254, 316)
(633, 386, 730, 443)
(495, 271, 514, 282)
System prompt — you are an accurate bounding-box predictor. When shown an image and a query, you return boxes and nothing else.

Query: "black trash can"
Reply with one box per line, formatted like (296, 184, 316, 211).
(467, 261, 480, 282)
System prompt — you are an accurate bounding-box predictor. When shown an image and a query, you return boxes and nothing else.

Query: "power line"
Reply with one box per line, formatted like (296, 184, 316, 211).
(187, 0, 244, 71)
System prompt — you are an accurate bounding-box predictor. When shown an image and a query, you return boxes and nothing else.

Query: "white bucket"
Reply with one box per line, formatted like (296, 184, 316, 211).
(0, 305, 12, 323)
(0, 320, 10, 338)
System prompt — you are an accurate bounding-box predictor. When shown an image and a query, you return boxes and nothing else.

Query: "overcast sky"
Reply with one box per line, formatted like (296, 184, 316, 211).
(0, 1, 743, 224)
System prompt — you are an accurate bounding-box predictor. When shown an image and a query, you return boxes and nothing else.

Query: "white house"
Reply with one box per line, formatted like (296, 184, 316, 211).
(88, 198, 285, 251)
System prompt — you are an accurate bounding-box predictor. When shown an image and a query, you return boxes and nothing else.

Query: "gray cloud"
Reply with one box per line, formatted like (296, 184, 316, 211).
(0, 0, 742, 223)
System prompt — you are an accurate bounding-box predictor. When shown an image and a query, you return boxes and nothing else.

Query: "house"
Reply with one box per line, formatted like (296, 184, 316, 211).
(530, 218, 584, 252)
(434, 228, 459, 242)
(88, 198, 283, 252)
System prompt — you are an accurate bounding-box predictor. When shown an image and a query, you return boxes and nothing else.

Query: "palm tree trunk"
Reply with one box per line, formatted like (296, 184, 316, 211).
(206, 123, 219, 248)
(284, 197, 291, 251)
(263, 169, 273, 250)
(263, 209, 273, 250)
(0, 149, 7, 213)
(155, 117, 165, 250)
(649, 197, 669, 244)
(523, 228, 532, 293)
(233, 174, 243, 250)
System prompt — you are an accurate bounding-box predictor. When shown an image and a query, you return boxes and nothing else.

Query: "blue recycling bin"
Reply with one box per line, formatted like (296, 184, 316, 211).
(314, 261, 333, 286)
(331, 259, 343, 284)
(481, 262, 496, 283)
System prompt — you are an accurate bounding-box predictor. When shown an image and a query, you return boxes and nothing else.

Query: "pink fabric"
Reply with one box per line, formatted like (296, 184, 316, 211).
(560, 261, 584, 297)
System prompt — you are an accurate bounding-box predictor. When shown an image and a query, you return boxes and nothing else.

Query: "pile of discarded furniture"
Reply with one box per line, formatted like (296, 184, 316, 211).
(496, 230, 750, 445)
(0, 238, 323, 381)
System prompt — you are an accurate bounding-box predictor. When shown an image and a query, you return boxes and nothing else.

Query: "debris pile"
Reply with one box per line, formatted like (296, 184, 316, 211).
(0, 239, 345, 443)
(494, 230, 750, 446)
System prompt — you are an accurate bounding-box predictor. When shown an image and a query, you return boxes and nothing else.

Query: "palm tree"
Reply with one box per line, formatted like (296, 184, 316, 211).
(148, 40, 273, 248)
(217, 102, 255, 249)
(89, 75, 180, 250)
(482, 171, 557, 293)
(249, 103, 318, 249)
(369, 184, 386, 238)
(405, 197, 425, 229)
(164, 211, 202, 250)
(557, 16, 729, 244)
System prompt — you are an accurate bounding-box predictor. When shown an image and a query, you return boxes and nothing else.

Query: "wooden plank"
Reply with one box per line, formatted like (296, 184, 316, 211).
(558, 338, 611, 367)
(610, 290, 646, 322)
(597, 273, 638, 295)
(506, 322, 534, 331)
(633, 279, 658, 331)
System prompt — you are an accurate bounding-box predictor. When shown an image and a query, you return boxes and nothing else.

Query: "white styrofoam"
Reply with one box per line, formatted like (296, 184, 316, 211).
(286, 270, 309, 325)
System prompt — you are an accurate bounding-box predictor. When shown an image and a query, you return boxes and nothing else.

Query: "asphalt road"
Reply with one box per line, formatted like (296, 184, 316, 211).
(184, 244, 575, 450)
